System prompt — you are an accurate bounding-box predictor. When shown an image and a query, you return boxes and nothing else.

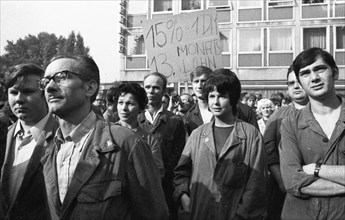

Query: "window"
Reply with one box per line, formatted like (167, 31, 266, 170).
(153, 0, 172, 12)
(126, 34, 145, 55)
(336, 26, 345, 50)
(208, 0, 230, 7)
(302, 0, 324, 4)
(220, 30, 231, 67)
(268, 0, 294, 7)
(334, 26, 345, 66)
(239, 29, 261, 52)
(268, 28, 293, 66)
(127, 0, 148, 14)
(303, 27, 327, 50)
(238, 0, 263, 22)
(270, 28, 292, 51)
(238, 29, 263, 67)
(182, 0, 202, 11)
(239, 0, 258, 8)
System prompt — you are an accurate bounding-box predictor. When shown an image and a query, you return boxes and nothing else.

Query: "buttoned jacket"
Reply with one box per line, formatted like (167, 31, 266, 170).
(0, 113, 58, 220)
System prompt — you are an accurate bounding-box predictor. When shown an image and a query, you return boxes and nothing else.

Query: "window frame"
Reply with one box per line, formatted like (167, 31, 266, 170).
(237, 0, 264, 23)
(151, 0, 174, 15)
(125, 32, 149, 70)
(300, 0, 330, 20)
(219, 29, 232, 68)
(237, 28, 264, 68)
(180, 0, 204, 13)
(267, 27, 295, 67)
(333, 25, 345, 67)
(300, 26, 330, 51)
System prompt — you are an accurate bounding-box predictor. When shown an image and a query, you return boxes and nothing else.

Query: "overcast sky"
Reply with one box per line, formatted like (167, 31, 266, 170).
(0, 0, 120, 83)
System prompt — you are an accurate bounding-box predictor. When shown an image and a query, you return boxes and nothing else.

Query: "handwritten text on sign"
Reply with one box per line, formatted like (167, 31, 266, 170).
(142, 9, 223, 82)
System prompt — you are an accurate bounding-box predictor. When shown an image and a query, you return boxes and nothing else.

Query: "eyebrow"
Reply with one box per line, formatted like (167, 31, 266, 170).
(299, 64, 328, 75)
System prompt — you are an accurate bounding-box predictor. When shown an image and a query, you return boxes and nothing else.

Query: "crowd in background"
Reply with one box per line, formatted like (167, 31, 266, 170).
(0, 47, 344, 220)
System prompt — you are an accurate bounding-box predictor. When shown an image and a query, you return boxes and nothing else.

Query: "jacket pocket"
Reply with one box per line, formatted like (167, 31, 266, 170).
(222, 161, 247, 188)
(77, 180, 122, 203)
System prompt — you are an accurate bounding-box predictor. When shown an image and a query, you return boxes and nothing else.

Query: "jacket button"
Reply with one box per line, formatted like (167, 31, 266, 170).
(322, 137, 328, 143)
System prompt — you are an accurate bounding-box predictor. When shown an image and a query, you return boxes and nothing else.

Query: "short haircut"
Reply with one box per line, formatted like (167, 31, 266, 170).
(143, 72, 167, 90)
(116, 83, 148, 111)
(202, 68, 241, 115)
(270, 93, 282, 107)
(5, 63, 44, 91)
(106, 86, 120, 104)
(190, 66, 212, 82)
(257, 99, 274, 112)
(293, 47, 338, 82)
(49, 55, 100, 102)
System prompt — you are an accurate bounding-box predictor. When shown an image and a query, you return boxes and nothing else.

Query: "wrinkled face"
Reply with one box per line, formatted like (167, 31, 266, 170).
(8, 75, 47, 125)
(44, 58, 90, 118)
(297, 57, 338, 100)
(287, 72, 308, 104)
(144, 75, 165, 106)
(180, 94, 191, 104)
(208, 89, 233, 120)
(192, 74, 207, 99)
(260, 104, 273, 118)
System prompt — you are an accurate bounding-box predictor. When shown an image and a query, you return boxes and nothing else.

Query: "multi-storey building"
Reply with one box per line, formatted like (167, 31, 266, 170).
(118, 0, 345, 97)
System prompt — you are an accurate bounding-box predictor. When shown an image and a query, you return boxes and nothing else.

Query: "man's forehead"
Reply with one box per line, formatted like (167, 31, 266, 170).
(300, 57, 327, 71)
(144, 75, 163, 85)
(193, 74, 207, 80)
(45, 58, 79, 75)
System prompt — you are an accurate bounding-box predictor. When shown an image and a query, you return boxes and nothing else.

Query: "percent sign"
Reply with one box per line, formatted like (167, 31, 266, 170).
(166, 20, 183, 44)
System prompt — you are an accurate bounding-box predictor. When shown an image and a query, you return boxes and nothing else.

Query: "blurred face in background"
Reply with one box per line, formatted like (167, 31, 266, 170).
(287, 72, 308, 105)
(192, 74, 207, 99)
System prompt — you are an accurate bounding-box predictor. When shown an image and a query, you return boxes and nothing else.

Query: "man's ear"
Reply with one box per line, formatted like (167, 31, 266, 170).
(85, 80, 98, 99)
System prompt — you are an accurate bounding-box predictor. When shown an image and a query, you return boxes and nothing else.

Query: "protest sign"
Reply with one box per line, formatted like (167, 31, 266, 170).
(142, 8, 223, 82)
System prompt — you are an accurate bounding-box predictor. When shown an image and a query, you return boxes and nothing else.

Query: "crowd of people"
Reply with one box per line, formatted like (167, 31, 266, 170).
(0, 47, 344, 220)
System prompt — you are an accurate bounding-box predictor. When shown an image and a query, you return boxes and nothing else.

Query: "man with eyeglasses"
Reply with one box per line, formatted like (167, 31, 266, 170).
(0, 63, 58, 220)
(39, 55, 168, 220)
(280, 48, 345, 219)
(263, 64, 309, 220)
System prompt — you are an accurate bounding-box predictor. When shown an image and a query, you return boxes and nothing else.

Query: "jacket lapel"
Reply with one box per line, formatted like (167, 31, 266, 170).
(15, 115, 57, 202)
(60, 131, 101, 218)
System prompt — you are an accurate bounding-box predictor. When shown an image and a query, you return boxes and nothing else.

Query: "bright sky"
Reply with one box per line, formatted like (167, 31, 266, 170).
(0, 0, 120, 83)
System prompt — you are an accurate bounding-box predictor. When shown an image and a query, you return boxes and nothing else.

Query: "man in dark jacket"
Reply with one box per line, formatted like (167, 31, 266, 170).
(40, 55, 168, 220)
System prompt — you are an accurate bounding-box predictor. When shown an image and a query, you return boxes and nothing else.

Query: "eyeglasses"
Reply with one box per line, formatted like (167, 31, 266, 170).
(286, 80, 299, 87)
(37, 70, 91, 90)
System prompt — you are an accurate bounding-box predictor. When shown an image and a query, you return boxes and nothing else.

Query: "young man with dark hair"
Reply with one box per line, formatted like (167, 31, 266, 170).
(0, 63, 58, 220)
(40, 55, 168, 220)
(280, 47, 345, 219)
(174, 68, 268, 220)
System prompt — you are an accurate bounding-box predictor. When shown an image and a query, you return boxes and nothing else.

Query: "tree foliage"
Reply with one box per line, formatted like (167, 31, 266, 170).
(0, 31, 90, 78)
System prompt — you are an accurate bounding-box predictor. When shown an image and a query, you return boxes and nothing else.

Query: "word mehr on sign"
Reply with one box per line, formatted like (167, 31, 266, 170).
(142, 8, 223, 82)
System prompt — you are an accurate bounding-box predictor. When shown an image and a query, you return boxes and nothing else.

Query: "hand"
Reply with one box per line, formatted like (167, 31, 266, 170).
(180, 193, 190, 212)
(303, 163, 316, 175)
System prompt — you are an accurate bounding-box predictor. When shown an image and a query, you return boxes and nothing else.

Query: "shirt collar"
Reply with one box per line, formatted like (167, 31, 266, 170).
(15, 113, 49, 142)
(54, 111, 97, 145)
(145, 105, 164, 124)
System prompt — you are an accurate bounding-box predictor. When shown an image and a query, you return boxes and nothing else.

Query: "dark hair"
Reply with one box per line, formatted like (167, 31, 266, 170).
(202, 68, 241, 115)
(245, 92, 257, 100)
(270, 93, 282, 107)
(293, 47, 338, 82)
(5, 63, 44, 90)
(116, 83, 148, 110)
(106, 86, 120, 104)
(144, 72, 167, 90)
(190, 66, 212, 81)
(49, 55, 100, 102)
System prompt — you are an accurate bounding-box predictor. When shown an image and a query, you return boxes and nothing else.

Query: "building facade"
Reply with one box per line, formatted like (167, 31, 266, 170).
(118, 0, 345, 97)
